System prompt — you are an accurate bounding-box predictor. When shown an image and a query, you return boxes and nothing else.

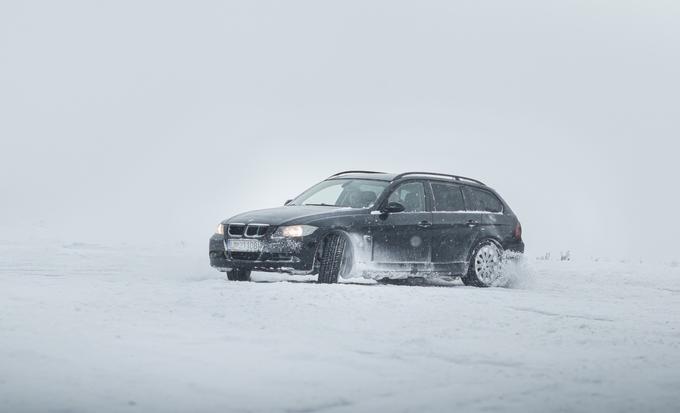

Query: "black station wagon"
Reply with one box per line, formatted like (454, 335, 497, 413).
(209, 171, 524, 286)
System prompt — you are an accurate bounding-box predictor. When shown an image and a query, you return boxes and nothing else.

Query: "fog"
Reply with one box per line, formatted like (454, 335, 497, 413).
(1, 0, 679, 260)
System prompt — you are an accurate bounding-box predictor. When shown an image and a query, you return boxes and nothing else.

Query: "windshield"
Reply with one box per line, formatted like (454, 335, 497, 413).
(290, 179, 389, 208)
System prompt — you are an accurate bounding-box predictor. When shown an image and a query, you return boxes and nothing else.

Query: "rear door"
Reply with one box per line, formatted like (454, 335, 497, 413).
(429, 181, 481, 269)
(370, 181, 432, 264)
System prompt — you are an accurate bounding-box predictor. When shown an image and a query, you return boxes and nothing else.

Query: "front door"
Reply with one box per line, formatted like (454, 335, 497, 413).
(370, 181, 432, 264)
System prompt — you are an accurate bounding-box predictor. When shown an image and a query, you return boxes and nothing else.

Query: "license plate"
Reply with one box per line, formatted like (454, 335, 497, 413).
(227, 239, 263, 252)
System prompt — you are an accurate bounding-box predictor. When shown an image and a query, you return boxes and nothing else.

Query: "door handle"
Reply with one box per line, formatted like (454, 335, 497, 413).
(418, 220, 432, 228)
(467, 220, 479, 227)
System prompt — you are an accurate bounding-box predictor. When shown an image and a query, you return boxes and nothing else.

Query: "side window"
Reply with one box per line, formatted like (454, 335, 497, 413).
(431, 182, 465, 212)
(464, 187, 503, 213)
(388, 182, 426, 212)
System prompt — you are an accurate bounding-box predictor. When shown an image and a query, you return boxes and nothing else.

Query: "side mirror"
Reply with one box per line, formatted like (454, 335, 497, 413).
(383, 202, 405, 213)
(284, 199, 293, 206)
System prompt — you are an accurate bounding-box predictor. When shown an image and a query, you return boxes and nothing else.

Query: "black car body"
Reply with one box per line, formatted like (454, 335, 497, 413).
(209, 171, 524, 285)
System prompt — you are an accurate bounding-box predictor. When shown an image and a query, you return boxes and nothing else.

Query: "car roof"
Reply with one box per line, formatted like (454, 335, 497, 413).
(327, 172, 397, 181)
(324, 171, 509, 210)
(326, 171, 487, 187)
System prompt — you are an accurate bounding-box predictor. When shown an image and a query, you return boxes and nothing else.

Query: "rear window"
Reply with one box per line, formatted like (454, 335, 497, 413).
(431, 182, 465, 212)
(464, 187, 503, 213)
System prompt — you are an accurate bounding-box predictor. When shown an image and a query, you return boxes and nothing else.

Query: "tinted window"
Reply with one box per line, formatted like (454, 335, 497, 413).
(388, 182, 426, 212)
(464, 187, 503, 213)
(431, 183, 465, 212)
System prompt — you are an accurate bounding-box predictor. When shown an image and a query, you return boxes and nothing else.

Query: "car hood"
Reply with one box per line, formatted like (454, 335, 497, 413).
(223, 205, 363, 226)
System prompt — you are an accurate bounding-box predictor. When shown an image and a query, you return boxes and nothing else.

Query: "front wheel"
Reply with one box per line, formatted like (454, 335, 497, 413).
(462, 240, 503, 287)
(317, 233, 352, 284)
(226, 268, 251, 282)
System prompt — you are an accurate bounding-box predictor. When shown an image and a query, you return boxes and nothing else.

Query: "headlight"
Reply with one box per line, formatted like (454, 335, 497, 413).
(216, 223, 225, 235)
(272, 225, 317, 238)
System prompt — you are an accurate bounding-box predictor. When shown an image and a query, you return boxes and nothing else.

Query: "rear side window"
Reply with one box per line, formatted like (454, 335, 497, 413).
(464, 187, 503, 213)
(431, 182, 465, 212)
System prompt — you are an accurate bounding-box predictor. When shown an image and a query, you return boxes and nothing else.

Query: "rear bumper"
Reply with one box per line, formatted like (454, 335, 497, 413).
(209, 234, 318, 274)
(504, 240, 525, 254)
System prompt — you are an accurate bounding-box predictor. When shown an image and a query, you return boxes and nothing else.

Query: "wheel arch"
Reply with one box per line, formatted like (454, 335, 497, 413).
(466, 236, 504, 263)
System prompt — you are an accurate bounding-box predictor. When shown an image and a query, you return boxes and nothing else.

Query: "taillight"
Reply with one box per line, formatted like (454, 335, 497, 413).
(514, 222, 522, 240)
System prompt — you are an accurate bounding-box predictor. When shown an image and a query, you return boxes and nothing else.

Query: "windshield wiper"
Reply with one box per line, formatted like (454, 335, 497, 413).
(303, 203, 336, 207)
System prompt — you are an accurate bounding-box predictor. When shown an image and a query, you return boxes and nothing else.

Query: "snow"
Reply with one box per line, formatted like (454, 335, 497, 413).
(1, 241, 679, 412)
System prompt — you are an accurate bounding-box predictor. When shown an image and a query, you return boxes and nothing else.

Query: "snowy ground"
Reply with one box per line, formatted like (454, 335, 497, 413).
(1, 241, 679, 412)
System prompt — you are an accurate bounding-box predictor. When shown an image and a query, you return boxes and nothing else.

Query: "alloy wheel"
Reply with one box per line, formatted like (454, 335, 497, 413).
(474, 243, 502, 285)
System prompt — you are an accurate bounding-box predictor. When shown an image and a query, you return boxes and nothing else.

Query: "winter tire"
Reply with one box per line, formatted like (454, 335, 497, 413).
(226, 268, 251, 282)
(317, 233, 352, 284)
(462, 240, 503, 287)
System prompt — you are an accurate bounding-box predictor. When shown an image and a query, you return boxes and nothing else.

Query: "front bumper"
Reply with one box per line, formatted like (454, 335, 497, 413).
(209, 233, 319, 274)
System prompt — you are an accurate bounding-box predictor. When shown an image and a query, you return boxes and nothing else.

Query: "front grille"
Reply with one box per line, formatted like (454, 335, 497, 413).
(244, 224, 269, 237)
(230, 251, 260, 261)
(228, 224, 245, 237)
(227, 223, 268, 238)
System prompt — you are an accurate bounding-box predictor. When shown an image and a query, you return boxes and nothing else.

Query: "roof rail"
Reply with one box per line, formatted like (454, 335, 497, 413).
(391, 172, 485, 186)
(327, 170, 386, 179)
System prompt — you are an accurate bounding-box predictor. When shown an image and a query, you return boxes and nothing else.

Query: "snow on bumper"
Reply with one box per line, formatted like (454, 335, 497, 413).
(208, 234, 317, 274)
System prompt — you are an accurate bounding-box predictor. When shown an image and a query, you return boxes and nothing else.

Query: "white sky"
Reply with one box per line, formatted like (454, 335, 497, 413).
(1, 1, 679, 260)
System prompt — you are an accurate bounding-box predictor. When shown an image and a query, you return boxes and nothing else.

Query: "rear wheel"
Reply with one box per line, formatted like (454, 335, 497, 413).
(226, 268, 251, 282)
(462, 240, 503, 287)
(317, 233, 352, 284)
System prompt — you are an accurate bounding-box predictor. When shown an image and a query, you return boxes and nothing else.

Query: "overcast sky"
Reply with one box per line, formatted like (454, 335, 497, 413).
(1, 1, 679, 260)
